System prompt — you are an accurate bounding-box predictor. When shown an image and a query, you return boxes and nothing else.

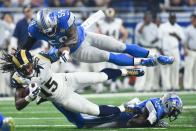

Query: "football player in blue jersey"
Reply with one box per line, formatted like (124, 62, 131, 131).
(53, 92, 183, 128)
(0, 113, 15, 131)
(22, 9, 174, 67)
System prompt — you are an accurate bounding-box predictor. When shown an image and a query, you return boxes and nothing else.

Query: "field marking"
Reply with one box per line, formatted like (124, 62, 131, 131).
(15, 124, 167, 129)
(16, 124, 74, 127)
(3, 105, 196, 115)
(1, 105, 196, 114)
(15, 124, 196, 128)
(184, 105, 196, 109)
(1, 91, 196, 101)
(12, 116, 196, 120)
(172, 124, 196, 127)
(14, 117, 63, 120)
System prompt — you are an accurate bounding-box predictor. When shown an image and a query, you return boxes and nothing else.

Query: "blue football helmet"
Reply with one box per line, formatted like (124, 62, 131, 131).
(36, 9, 57, 37)
(161, 92, 183, 122)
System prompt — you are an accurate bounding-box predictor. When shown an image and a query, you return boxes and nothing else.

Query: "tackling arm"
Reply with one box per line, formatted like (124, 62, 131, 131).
(55, 24, 78, 63)
(63, 25, 78, 47)
(22, 36, 37, 51)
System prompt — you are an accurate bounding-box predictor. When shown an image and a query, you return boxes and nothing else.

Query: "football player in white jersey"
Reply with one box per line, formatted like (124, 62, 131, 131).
(0, 50, 145, 117)
(97, 8, 128, 42)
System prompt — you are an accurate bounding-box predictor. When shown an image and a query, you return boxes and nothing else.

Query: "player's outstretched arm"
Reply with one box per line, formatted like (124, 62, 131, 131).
(21, 36, 37, 51)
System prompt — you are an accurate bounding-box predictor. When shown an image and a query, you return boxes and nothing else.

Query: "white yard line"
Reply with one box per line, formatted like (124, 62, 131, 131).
(15, 124, 167, 129)
(16, 124, 75, 127)
(1, 91, 196, 101)
(83, 91, 196, 98)
(15, 124, 196, 128)
(183, 105, 196, 109)
(2, 105, 196, 114)
(172, 124, 196, 127)
(13, 116, 196, 120)
(14, 117, 63, 120)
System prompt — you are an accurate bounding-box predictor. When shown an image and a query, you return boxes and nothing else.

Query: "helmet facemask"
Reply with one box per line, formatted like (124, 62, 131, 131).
(161, 93, 183, 122)
(19, 63, 35, 78)
(165, 101, 182, 122)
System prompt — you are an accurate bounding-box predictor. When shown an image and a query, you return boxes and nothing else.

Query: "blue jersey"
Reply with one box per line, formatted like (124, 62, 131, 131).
(28, 9, 85, 53)
(118, 98, 165, 127)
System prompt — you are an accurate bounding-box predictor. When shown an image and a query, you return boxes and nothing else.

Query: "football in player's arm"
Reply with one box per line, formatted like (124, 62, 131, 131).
(0, 50, 145, 118)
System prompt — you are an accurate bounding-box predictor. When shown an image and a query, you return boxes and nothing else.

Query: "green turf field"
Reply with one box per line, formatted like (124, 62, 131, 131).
(0, 92, 196, 131)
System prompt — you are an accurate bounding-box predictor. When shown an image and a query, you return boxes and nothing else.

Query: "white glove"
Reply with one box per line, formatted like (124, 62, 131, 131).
(25, 83, 40, 102)
(60, 50, 70, 63)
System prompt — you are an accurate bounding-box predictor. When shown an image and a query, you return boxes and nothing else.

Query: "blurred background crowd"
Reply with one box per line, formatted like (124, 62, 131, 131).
(0, 0, 196, 97)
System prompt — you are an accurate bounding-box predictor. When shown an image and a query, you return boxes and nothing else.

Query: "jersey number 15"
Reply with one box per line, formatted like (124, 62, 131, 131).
(41, 77, 58, 97)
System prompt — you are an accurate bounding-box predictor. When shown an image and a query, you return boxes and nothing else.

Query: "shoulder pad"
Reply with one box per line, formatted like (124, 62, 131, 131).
(35, 52, 51, 63)
(28, 20, 39, 38)
(57, 10, 75, 30)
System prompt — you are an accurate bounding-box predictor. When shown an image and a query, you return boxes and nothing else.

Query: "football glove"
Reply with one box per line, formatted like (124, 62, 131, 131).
(60, 50, 70, 63)
(25, 83, 40, 102)
(156, 120, 169, 128)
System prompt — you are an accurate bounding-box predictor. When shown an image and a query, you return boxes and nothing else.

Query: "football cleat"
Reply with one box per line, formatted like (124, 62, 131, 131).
(157, 55, 174, 65)
(126, 68, 144, 77)
(141, 57, 157, 67)
(2, 117, 15, 131)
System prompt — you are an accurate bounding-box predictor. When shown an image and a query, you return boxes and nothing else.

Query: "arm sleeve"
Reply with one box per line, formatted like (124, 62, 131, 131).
(145, 101, 157, 125)
(22, 21, 38, 50)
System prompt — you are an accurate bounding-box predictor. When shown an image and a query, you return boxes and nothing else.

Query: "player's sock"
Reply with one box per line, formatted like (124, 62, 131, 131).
(52, 103, 84, 128)
(123, 44, 149, 58)
(82, 114, 119, 127)
(98, 105, 121, 117)
(108, 53, 134, 66)
(101, 68, 122, 80)
(0, 113, 4, 128)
